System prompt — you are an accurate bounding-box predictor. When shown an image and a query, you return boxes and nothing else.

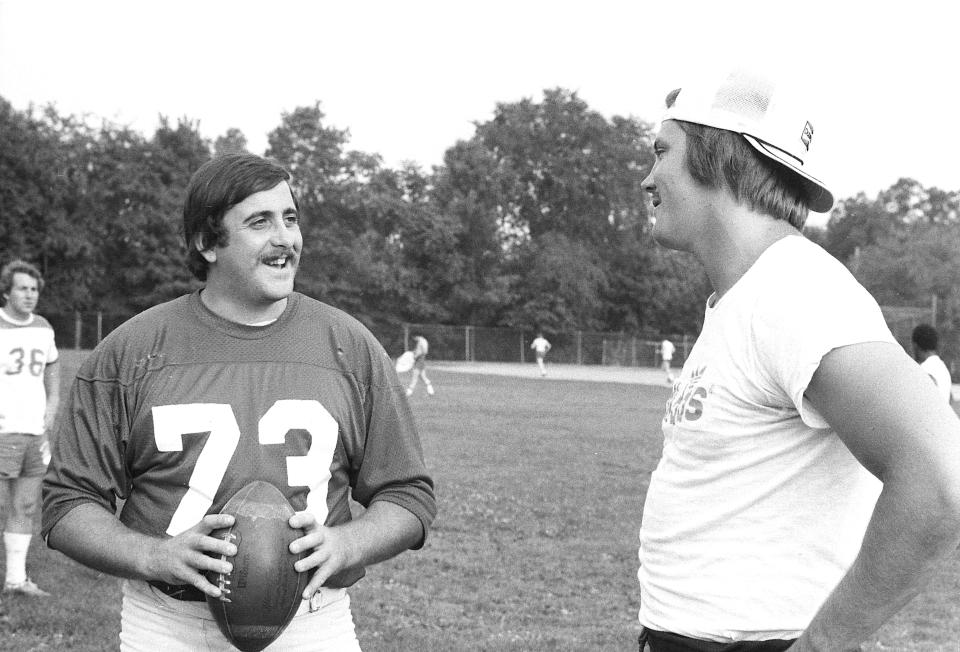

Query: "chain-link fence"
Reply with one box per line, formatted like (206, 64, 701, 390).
(399, 323, 694, 367)
(44, 312, 689, 367)
(881, 304, 936, 349)
(45, 312, 132, 351)
(879, 302, 960, 377)
(41, 304, 956, 377)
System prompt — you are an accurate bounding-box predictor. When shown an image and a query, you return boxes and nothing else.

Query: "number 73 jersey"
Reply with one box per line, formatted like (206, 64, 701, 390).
(42, 292, 435, 551)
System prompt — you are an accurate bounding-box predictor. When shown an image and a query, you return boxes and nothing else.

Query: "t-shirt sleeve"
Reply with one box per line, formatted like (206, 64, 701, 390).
(350, 339, 436, 547)
(753, 260, 896, 429)
(41, 355, 130, 539)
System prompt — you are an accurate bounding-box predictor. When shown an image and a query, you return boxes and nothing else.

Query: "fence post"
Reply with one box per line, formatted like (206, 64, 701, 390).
(631, 337, 637, 367)
(520, 333, 525, 364)
(403, 324, 410, 352)
(74, 311, 82, 350)
(932, 294, 938, 329)
(96, 311, 103, 345)
(464, 325, 472, 362)
(576, 331, 583, 365)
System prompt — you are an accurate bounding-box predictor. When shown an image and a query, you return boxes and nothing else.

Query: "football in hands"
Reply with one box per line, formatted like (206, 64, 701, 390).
(205, 481, 309, 652)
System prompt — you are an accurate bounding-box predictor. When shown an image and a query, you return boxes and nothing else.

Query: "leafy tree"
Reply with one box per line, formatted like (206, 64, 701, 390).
(0, 100, 89, 307)
(0, 101, 111, 311)
(214, 128, 249, 157)
(429, 140, 516, 325)
(501, 231, 607, 331)
(69, 117, 208, 313)
(438, 88, 686, 332)
(266, 103, 375, 309)
(602, 228, 711, 335)
(822, 178, 960, 265)
(265, 103, 461, 343)
(473, 89, 651, 248)
(855, 222, 960, 325)
(0, 98, 51, 259)
(377, 163, 464, 324)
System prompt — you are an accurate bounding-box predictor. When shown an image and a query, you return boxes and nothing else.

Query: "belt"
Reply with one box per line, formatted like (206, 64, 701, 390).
(148, 580, 207, 602)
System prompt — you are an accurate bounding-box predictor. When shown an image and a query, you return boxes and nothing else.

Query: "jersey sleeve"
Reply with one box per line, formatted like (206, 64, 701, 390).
(41, 352, 130, 539)
(349, 340, 436, 547)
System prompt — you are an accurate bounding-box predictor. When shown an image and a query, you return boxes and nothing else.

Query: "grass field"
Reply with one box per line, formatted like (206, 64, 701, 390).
(1, 350, 959, 650)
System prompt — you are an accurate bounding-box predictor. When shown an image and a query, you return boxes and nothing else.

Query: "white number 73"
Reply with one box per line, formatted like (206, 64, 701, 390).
(153, 400, 339, 536)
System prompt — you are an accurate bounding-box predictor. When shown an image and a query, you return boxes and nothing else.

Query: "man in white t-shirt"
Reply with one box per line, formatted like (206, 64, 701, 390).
(0, 260, 60, 600)
(911, 324, 952, 404)
(658, 339, 675, 384)
(636, 66, 960, 652)
(530, 333, 551, 377)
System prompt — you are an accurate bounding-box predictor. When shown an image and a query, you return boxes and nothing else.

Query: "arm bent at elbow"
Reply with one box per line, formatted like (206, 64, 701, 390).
(47, 502, 240, 599)
(289, 500, 424, 599)
(791, 342, 960, 651)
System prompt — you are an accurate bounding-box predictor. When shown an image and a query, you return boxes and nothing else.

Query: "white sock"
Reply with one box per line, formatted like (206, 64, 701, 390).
(4, 532, 32, 585)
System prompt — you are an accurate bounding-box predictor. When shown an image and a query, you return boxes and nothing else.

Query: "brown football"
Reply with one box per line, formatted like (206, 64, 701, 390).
(205, 481, 308, 652)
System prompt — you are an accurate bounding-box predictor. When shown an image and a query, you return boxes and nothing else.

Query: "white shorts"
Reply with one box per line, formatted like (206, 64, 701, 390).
(119, 579, 361, 651)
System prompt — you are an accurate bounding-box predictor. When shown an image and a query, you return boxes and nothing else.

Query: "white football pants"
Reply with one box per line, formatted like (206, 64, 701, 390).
(119, 579, 361, 651)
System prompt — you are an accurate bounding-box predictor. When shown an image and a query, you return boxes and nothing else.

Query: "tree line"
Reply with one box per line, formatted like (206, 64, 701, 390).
(2, 92, 958, 353)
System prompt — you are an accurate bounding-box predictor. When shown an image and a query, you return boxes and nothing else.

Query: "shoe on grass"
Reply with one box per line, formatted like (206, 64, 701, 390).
(4, 578, 50, 597)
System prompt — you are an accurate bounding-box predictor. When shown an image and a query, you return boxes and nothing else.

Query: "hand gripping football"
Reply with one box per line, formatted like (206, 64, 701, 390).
(205, 481, 309, 652)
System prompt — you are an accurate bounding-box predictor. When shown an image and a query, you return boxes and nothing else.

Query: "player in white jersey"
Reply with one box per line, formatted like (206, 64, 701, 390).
(0, 260, 60, 599)
(530, 333, 551, 377)
(636, 66, 960, 651)
(43, 154, 436, 651)
(911, 324, 952, 404)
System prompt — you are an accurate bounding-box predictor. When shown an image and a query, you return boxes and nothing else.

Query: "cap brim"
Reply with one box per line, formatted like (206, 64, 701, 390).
(742, 134, 834, 213)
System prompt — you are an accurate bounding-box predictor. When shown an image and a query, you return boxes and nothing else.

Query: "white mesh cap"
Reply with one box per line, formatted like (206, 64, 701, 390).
(663, 68, 834, 213)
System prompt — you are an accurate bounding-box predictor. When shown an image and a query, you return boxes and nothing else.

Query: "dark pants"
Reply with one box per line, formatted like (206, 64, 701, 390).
(639, 628, 795, 652)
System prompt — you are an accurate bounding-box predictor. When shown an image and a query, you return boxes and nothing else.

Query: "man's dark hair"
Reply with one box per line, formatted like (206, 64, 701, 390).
(183, 154, 297, 281)
(0, 259, 44, 296)
(912, 323, 939, 352)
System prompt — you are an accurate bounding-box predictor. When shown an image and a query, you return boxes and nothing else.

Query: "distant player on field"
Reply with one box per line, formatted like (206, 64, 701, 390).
(42, 154, 436, 651)
(0, 260, 59, 600)
(658, 338, 675, 384)
(636, 66, 960, 651)
(406, 335, 434, 396)
(911, 323, 952, 404)
(530, 332, 551, 377)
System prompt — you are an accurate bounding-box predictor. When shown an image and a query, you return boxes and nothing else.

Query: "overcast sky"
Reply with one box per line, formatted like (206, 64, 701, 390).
(2, 0, 957, 227)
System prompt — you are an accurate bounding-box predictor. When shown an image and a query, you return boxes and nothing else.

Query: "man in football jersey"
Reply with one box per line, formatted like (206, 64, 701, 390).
(530, 332, 551, 377)
(406, 334, 434, 396)
(42, 154, 436, 651)
(911, 324, 952, 404)
(0, 260, 59, 599)
(636, 66, 960, 652)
